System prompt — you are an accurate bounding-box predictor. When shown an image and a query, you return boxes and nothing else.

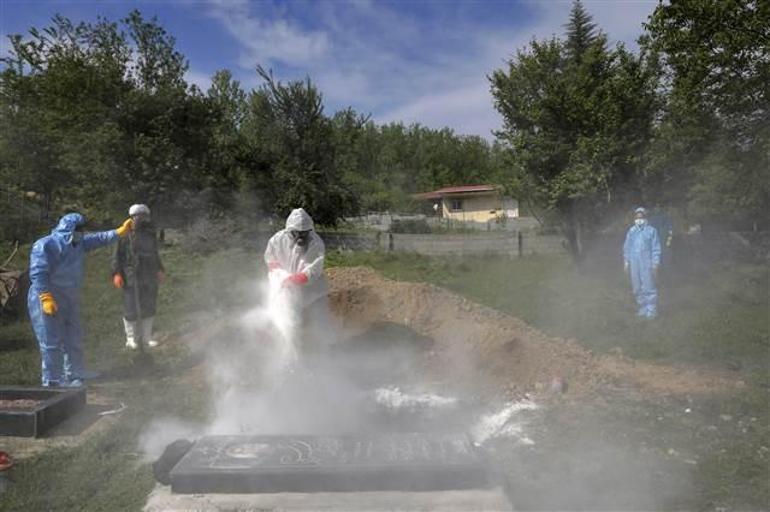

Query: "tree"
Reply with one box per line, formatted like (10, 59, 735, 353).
(244, 66, 359, 225)
(201, 69, 249, 209)
(643, 0, 769, 228)
(124, 9, 187, 92)
(565, 0, 598, 61)
(0, 11, 219, 227)
(0, 15, 131, 220)
(490, 0, 658, 257)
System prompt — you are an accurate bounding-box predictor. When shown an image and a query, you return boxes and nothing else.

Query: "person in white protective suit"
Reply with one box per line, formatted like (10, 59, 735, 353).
(264, 208, 333, 353)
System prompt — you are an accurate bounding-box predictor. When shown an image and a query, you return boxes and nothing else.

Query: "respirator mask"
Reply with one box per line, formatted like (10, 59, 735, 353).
(132, 213, 150, 227)
(71, 227, 85, 244)
(634, 218, 647, 227)
(291, 230, 311, 248)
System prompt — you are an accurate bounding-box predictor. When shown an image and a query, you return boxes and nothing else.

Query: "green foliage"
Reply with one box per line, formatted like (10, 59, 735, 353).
(0, 11, 213, 226)
(643, 0, 769, 226)
(245, 66, 359, 226)
(0, 9, 509, 236)
(333, 120, 505, 213)
(490, 1, 659, 257)
(1, 2, 765, 238)
(564, 0, 598, 60)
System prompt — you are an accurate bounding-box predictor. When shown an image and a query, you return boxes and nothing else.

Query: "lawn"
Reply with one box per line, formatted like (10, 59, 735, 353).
(327, 249, 770, 509)
(327, 250, 769, 369)
(0, 243, 259, 511)
(0, 241, 767, 510)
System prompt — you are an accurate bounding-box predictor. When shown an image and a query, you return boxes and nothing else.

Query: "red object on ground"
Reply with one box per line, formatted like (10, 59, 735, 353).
(550, 376, 568, 394)
(0, 451, 13, 471)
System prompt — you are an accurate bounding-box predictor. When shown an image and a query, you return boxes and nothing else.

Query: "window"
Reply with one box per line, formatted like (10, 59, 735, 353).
(450, 199, 463, 211)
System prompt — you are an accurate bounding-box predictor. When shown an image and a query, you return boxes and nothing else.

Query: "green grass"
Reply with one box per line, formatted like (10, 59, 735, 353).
(327, 250, 769, 368)
(327, 249, 770, 510)
(1, 243, 767, 511)
(695, 372, 770, 510)
(0, 244, 259, 512)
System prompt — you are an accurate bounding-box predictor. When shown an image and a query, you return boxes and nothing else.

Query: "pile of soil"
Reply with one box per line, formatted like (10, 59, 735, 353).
(327, 267, 743, 400)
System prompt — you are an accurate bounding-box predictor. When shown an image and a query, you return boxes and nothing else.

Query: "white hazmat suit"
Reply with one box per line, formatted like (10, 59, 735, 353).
(264, 209, 332, 354)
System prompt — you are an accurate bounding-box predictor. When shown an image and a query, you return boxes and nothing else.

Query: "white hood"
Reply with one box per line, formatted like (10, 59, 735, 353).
(285, 208, 314, 231)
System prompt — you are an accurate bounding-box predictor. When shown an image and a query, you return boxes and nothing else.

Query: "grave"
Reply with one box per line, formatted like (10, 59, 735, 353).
(0, 386, 86, 437)
(170, 433, 491, 494)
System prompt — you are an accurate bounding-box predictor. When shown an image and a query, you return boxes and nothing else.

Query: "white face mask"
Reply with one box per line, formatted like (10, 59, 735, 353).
(635, 218, 646, 227)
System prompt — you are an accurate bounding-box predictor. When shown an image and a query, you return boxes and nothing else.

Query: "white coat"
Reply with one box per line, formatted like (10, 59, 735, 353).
(264, 208, 328, 307)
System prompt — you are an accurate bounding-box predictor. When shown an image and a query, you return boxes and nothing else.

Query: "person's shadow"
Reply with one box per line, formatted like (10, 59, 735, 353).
(42, 402, 125, 437)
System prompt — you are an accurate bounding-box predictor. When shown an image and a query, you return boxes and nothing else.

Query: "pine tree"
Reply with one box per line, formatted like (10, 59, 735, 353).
(565, 0, 598, 62)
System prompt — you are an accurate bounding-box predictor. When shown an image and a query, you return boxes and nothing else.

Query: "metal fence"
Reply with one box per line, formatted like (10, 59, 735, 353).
(318, 231, 567, 257)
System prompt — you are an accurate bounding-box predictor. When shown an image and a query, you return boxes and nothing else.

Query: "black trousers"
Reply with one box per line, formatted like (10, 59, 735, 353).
(122, 282, 158, 321)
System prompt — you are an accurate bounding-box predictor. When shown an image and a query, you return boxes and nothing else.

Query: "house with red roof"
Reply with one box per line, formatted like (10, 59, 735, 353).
(413, 185, 518, 223)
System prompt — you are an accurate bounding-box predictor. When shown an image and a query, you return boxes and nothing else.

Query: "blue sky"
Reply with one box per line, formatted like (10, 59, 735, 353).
(1, 0, 656, 138)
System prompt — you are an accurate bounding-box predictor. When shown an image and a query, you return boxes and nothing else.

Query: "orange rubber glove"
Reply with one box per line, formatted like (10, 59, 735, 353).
(116, 218, 133, 237)
(282, 272, 308, 288)
(39, 292, 58, 315)
(157, 271, 166, 284)
(0, 450, 13, 471)
(113, 274, 124, 288)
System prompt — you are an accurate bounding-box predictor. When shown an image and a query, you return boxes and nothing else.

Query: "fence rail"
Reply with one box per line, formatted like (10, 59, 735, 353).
(318, 231, 568, 257)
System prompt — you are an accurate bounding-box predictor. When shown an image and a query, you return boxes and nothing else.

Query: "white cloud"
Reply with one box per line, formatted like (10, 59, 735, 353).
(379, 82, 499, 138)
(206, 0, 329, 68)
(199, 0, 656, 139)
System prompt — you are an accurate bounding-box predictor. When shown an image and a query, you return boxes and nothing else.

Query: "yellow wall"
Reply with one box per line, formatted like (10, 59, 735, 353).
(441, 193, 503, 222)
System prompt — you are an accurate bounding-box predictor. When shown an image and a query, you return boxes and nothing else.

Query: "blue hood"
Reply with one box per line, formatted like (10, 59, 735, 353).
(52, 213, 86, 243)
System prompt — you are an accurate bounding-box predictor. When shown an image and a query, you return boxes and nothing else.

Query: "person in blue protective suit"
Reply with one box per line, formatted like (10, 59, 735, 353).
(27, 213, 134, 387)
(623, 207, 662, 318)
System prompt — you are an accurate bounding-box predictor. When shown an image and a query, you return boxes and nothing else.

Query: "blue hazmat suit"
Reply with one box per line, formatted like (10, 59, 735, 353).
(623, 221, 662, 318)
(27, 213, 119, 386)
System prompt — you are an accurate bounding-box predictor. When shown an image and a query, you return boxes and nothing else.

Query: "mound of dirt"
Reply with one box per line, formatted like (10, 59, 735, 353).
(327, 267, 743, 399)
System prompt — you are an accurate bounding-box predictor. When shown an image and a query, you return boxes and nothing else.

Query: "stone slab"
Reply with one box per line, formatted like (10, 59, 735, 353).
(170, 434, 490, 494)
(146, 484, 513, 511)
(0, 386, 86, 437)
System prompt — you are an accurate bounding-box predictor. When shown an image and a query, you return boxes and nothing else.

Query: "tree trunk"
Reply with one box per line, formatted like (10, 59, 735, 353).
(564, 203, 585, 262)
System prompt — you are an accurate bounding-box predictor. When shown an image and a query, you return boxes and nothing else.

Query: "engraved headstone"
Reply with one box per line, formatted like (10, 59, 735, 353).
(170, 433, 490, 493)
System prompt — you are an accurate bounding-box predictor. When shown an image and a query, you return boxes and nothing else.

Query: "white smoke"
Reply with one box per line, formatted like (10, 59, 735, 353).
(373, 386, 458, 412)
(470, 399, 539, 445)
(141, 273, 539, 461)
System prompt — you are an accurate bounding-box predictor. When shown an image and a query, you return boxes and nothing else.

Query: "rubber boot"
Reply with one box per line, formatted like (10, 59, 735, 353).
(142, 316, 159, 348)
(123, 318, 138, 350)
